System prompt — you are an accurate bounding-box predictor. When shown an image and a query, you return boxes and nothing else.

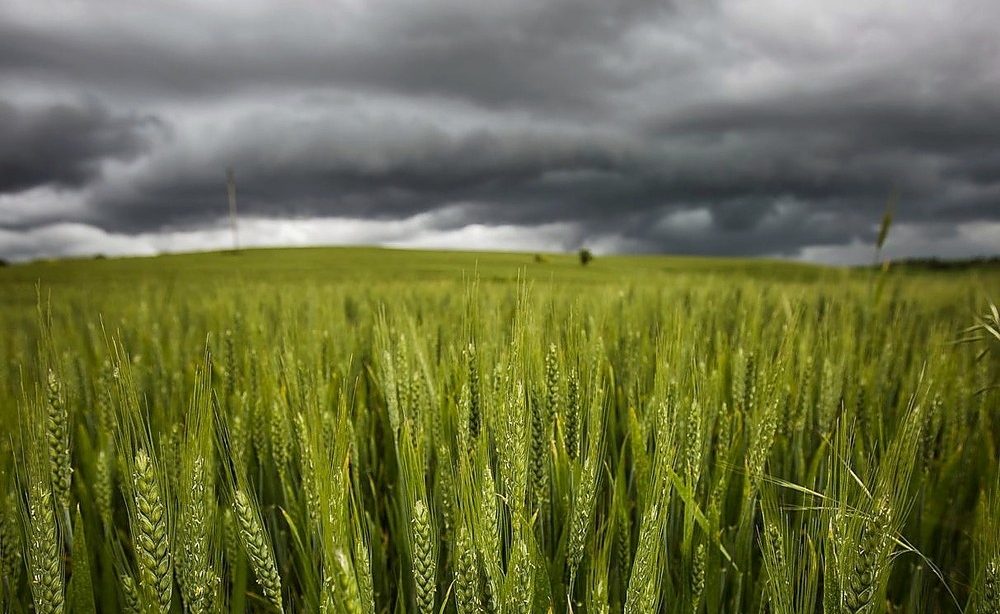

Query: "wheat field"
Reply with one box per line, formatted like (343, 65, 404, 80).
(0, 248, 998, 613)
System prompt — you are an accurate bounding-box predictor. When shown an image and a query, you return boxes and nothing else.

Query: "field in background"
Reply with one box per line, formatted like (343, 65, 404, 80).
(0, 246, 839, 291)
(1, 247, 998, 613)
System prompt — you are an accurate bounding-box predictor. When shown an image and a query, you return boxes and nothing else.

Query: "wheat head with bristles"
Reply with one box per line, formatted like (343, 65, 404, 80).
(233, 489, 284, 612)
(131, 448, 173, 613)
(23, 479, 64, 614)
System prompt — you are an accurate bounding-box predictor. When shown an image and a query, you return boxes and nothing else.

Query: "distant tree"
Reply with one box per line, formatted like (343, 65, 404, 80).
(0, 258, 7, 267)
(579, 248, 593, 266)
(533, 253, 548, 263)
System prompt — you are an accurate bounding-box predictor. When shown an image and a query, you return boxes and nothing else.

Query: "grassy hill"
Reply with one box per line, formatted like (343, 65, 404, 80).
(1, 246, 840, 287)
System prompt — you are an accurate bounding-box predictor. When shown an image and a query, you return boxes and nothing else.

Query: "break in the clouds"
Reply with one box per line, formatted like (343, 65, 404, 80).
(1, 0, 998, 264)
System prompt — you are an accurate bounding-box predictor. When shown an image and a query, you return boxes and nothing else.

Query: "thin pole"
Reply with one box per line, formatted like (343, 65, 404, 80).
(226, 168, 239, 252)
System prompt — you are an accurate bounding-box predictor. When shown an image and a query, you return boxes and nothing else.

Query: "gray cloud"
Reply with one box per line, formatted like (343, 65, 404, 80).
(0, 0, 670, 113)
(1, 0, 998, 263)
(0, 99, 157, 193)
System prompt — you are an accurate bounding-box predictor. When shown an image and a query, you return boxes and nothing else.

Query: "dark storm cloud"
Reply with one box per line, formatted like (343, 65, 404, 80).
(65, 102, 1000, 256)
(0, 99, 157, 193)
(1, 0, 999, 262)
(76, 111, 643, 233)
(0, 0, 670, 113)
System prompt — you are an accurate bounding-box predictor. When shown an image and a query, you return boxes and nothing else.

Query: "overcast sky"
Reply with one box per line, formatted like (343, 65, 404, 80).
(1, 0, 998, 264)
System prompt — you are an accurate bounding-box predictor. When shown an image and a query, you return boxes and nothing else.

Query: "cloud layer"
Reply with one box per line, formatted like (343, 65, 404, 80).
(1, 0, 998, 263)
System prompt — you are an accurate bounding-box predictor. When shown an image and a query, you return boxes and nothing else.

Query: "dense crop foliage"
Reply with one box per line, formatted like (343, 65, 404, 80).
(0, 248, 998, 613)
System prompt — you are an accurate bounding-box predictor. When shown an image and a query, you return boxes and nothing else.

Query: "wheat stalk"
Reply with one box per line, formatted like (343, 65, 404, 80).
(119, 572, 141, 614)
(131, 448, 172, 613)
(983, 558, 1000, 614)
(567, 456, 599, 586)
(504, 529, 534, 612)
(94, 448, 114, 532)
(24, 480, 64, 614)
(332, 550, 363, 614)
(411, 499, 437, 614)
(176, 455, 216, 614)
(454, 526, 484, 614)
(233, 489, 284, 612)
(45, 370, 72, 517)
(564, 367, 580, 460)
(0, 491, 22, 600)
